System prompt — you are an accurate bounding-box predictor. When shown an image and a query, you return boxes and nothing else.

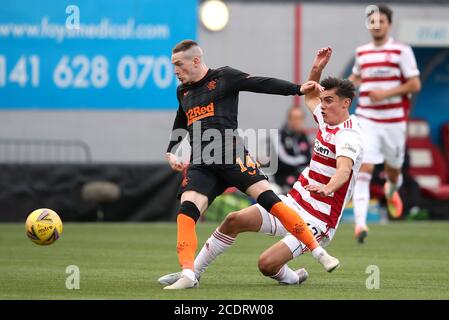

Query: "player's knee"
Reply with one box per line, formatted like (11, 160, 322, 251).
(258, 254, 278, 276)
(221, 211, 243, 233)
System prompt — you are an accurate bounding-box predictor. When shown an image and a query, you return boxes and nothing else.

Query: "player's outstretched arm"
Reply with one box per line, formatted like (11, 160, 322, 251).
(304, 156, 353, 197)
(226, 48, 329, 97)
(302, 47, 332, 113)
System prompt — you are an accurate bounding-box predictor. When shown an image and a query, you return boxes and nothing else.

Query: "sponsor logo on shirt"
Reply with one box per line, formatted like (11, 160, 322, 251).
(186, 102, 215, 125)
(314, 140, 330, 156)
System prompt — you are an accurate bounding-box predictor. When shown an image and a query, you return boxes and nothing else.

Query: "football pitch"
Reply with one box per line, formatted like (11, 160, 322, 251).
(1, 221, 449, 300)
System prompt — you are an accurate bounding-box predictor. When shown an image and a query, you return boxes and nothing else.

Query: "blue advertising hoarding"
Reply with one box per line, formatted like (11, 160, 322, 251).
(0, 0, 198, 109)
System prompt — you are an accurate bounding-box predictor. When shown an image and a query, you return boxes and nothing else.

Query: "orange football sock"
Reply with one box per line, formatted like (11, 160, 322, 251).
(270, 202, 319, 250)
(176, 213, 197, 271)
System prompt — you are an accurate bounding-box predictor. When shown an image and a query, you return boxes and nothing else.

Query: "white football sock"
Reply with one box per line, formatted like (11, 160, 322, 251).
(353, 172, 372, 228)
(194, 228, 235, 278)
(270, 265, 299, 284)
(182, 268, 196, 281)
(311, 246, 326, 260)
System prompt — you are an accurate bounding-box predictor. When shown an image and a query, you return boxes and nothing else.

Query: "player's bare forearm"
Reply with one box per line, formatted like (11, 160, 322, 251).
(308, 66, 323, 83)
(369, 76, 421, 102)
(306, 156, 353, 196)
(304, 95, 320, 114)
(305, 67, 323, 111)
(303, 47, 332, 113)
(301, 81, 322, 113)
(308, 47, 332, 83)
(324, 158, 353, 194)
(384, 76, 421, 97)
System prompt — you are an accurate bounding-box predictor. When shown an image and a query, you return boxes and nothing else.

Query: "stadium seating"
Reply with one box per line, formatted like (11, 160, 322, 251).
(406, 119, 449, 200)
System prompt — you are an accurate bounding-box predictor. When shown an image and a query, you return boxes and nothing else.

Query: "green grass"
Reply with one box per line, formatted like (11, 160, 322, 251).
(1, 221, 449, 300)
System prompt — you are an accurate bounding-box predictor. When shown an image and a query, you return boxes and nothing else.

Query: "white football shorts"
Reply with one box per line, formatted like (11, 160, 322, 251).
(256, 195, 333, 258)
(359, 117, 406, 169)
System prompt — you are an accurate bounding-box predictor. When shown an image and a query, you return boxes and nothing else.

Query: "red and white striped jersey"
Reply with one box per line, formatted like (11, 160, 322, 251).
(288, 105, 363, 230)
(352, 37, 420, 123)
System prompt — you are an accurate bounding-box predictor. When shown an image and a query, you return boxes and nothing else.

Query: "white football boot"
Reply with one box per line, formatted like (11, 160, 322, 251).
(163, 275, 199, 290)
(317, 252, 340, 272)
(294, 268, 309, 284)
(279, 268, 309, 285)
(158, 272, 182, 285)
(158, 272, 201, 286)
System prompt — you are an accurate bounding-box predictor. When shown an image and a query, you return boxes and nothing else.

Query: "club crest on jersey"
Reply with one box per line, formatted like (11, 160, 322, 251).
(207, 80, 217, 91)
(324, 133, 332, 142)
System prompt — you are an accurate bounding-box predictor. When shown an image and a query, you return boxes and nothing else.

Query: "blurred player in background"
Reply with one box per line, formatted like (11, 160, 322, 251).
(273, 106, 312, 193)
(159, 48, 363, 287)
(349, 4, 421, 243)
(163, 40, 339, 289)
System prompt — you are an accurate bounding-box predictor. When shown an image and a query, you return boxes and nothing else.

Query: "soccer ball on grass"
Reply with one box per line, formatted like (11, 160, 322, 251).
(25, 208, 63, 245)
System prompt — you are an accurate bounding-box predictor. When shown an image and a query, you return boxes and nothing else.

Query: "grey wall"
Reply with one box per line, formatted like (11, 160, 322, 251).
(0, 110, 172, 162)
(2, 2, 448, 163)
(200, 2, 295, 133)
